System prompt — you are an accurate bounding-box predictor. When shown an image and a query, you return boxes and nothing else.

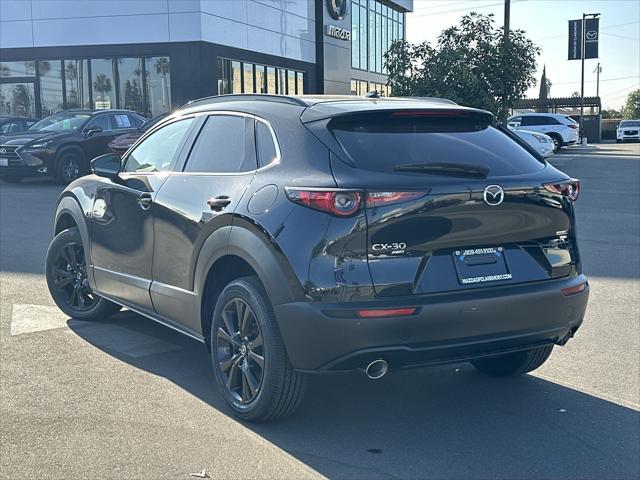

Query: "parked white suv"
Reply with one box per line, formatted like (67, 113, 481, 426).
(616, 120, 640, 142)
(508, 113, 579, 152)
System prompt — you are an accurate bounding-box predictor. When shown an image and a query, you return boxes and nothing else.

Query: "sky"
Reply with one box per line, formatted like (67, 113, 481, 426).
(406, 0, 640, 110)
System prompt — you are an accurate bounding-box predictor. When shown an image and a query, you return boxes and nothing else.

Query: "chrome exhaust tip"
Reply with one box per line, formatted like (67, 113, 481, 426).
(365, 359, 389, 379)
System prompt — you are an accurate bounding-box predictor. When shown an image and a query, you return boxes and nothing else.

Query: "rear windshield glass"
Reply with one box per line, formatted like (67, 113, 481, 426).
(330, 114, 545, 177)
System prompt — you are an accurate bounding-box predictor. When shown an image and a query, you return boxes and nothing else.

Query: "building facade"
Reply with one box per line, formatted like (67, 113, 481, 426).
(0, 0, 412, 118)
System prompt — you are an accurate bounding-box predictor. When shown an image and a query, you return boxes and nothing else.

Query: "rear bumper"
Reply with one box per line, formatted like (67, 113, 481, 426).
(274, 275, 589, 372)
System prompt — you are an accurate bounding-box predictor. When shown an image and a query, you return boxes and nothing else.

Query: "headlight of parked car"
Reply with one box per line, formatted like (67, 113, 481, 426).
(27, 139, 54, 149)
(532, 134, 550, 144)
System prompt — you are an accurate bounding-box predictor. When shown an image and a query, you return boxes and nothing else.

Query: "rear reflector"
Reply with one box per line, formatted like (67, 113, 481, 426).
(561, 283, 586, 296)
(366, 191, 429, 208)
(357, 307, 416, 318)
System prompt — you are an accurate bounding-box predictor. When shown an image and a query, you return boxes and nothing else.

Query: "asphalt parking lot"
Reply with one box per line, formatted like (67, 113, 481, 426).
(1, 142, 639, 480)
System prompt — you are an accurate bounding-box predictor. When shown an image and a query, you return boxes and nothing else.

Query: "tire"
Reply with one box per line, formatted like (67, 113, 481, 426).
(54, 148, 84, 185)
(2, 176, 23, 183)
(616, 139, 621, 143)
(547, 133, 562, 153)
(45, 227, 121, 320)
(471, 345, 553, 377)
(210, 276, 307, 422)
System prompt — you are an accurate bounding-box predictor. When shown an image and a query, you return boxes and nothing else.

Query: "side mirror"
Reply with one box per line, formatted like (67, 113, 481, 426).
(91, 153, 121, 180)
(86, 125, 103, 137)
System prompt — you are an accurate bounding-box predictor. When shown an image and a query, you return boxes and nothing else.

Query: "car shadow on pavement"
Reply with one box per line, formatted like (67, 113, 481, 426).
(68, 311, 640, 480)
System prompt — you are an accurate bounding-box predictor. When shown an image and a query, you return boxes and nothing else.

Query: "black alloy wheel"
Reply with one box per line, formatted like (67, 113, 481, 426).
(45, 227, 121, 320)
(51, 240, 97, 311)
(60, 155, 80, 183)
(217, 298, 265, 405)
(210, 277, 306, 421)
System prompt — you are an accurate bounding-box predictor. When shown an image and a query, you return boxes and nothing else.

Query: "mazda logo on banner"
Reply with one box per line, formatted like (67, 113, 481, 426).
(328, 0, 349, 20)
(568, 17, 599, 60)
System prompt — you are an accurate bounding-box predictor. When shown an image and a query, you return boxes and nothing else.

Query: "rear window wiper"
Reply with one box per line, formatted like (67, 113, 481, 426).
(394, 162, 489, 178)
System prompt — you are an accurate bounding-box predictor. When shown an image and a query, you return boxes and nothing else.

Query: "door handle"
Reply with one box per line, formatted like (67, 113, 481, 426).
(207, 195, 231, 212)
(137, 193, 153, 211)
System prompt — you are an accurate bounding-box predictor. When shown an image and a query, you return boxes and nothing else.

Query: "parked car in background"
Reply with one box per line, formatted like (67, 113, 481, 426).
(45, 95, 588, 421)
(616, 120, 640, 142)
(508, 113, 579, 152)
(510, 127, 555, 158)
(0, 116, 38, 135)
(108, 112, 170, 155)
(0, 109, 145, 184)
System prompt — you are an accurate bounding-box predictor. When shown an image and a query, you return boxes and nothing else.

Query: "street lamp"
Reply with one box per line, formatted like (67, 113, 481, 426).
(580, 12, 600, 144)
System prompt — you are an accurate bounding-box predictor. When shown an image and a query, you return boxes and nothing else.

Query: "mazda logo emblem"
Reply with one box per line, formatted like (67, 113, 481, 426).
(483, 185, 504, 206)
(328, 0, 348, 20)
(586, 31, 597, 40)
(0, 148, 6, 154)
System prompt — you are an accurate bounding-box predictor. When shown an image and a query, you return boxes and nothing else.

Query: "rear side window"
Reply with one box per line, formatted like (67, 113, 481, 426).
(564, 116, 577, 124)
(255, 120, 279, 168)
(522, 116, 559, 126)
(330, 114, 545, 177)
(183, 115, 256, 173)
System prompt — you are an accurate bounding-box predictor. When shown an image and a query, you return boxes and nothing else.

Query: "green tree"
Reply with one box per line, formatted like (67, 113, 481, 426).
(384, 13, 539, 121)
(623, 89, 640, 119)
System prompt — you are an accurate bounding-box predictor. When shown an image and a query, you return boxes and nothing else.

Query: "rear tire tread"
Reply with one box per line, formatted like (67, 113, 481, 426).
(471, 344, 553, 377)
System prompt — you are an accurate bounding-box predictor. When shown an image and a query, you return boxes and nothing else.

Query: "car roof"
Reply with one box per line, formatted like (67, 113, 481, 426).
(178, 94, 493, 122)
(45, 109, 142, 116)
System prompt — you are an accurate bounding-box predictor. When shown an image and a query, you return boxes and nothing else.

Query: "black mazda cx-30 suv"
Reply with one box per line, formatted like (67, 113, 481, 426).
(46, 95, 589, 421)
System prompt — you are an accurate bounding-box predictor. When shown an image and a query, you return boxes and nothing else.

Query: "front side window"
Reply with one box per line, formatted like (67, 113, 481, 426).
(86, 115, 112, 131)
(123, 117, 194, 173)
(183, 115, 255, 173)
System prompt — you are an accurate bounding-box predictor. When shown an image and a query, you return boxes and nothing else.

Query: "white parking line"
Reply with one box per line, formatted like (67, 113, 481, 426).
(10, 304, 75, 335)
(9, 303, 184, 358)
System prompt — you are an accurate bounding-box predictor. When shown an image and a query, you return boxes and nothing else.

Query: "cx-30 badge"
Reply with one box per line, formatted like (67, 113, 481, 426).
(328, 0, 348, 20)
(483, 185, 504, 206)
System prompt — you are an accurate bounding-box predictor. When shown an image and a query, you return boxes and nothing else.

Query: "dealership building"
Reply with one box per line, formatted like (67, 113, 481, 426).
(0, 0, 412, 119)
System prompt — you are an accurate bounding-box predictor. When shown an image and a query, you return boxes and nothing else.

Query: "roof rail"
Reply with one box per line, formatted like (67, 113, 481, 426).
(179, 94, 308, 110)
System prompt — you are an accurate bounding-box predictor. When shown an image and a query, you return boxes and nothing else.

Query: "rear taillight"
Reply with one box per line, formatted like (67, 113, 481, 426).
(567, 124, 578, 129)
(544, 178, 580, 202)
(286, 188, 362, 216)
(366, 191, 430, 208)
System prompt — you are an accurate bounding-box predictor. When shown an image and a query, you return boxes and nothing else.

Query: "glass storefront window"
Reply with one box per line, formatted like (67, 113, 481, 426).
(63, 60, 90, 109)
(255, 65, 267, 93)
(296, 71, 304, 95)
(38, 60, 64, 115)
(243, 63, 254, 93)
(118, 58, 145, 115)
(0, 83, 36, 116)
(278, 69, 286, 94)
(287, 70, 296, 96)
(231, 61, 241, 94)
(91, 59, 115, 110)
(352, 5, 359, 69)
(0, 61, 36, 78)
(145, 56, 171, 116)
(266, 67, 277, 94)
(218, 58, 230, 95)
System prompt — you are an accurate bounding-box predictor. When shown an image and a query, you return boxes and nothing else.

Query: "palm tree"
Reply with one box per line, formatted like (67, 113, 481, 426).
(93, 73, 112, 108)
(154, 57, 170, 108)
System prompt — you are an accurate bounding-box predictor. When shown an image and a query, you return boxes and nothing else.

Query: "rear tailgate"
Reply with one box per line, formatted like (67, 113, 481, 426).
(321, 109, 579, 296)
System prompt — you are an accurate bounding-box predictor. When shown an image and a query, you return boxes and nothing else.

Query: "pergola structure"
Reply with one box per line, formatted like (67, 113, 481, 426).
(511, 96, 601, 114)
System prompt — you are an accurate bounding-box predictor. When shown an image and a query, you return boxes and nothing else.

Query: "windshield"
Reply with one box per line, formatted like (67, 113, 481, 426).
(28, 112, 91, 132)
(330, 114, 545, 177)
(620, 121, 640, 127)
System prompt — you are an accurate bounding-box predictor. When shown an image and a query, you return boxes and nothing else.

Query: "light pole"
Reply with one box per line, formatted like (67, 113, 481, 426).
(594, 62, 602, 97)
(580, 12, 600, 143)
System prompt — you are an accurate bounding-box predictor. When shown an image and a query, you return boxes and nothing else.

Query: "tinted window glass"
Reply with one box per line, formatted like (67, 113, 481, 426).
(184, 115, 254, 173)
(331, 114, 545, 177)
(124, 117, 194, 173)
(256, 120, 278, 168)
(87, 115, 111, 131)
(523, 116, 558, 126)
